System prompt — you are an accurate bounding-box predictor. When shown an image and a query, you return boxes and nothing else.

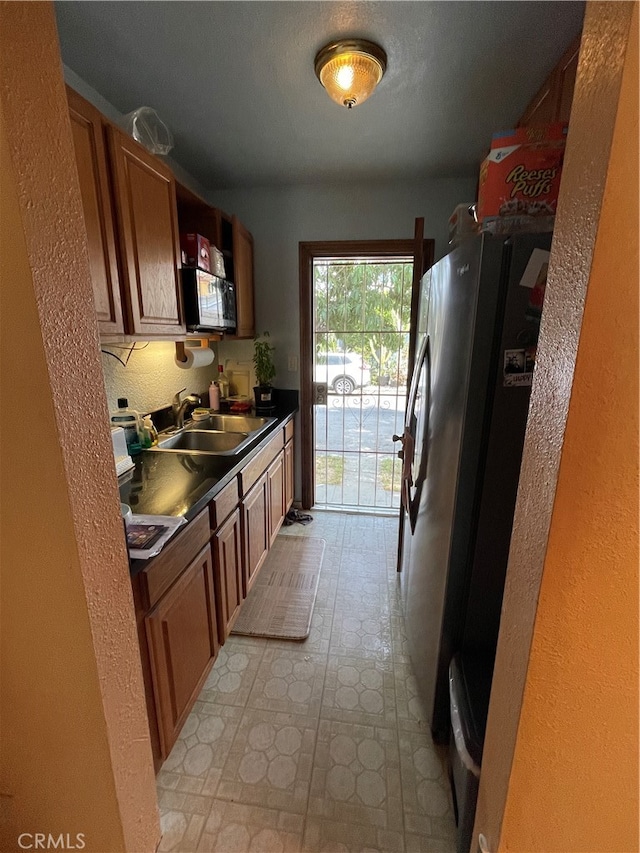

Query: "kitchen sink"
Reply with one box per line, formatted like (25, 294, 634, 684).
(152, 429, 250, 455)
(185, 414, 276, 434)
(148, 413, 277, 456)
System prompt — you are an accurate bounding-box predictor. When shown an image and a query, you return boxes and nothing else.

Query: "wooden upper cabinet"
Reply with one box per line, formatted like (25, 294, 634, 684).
(67, 88, 124, 334)
(175, 182, 222, 248)
(518, 34, 581, 127)
(107, 126, 185, 335)
(517, 77, 558, 127)
(556, 39, 580, 124)
(175, 184, 255, 341)
(231, 215, 255, 339)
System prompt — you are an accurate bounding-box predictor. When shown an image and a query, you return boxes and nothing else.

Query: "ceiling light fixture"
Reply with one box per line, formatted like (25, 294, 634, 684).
(314, 39, 387, 109)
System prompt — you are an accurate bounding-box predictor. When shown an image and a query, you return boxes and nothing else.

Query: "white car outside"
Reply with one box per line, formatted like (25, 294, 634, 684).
(315, 352, 371, 394)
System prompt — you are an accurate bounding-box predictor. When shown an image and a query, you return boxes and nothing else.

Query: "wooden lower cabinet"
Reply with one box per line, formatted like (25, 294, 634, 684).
(145, 544, 219, 759)
(284, 438, 294, 513)
(134, 418, 296, 771)
(267, 451, 285, 545)
(212, 508, 244, 642)
(242, 471, 269, 595)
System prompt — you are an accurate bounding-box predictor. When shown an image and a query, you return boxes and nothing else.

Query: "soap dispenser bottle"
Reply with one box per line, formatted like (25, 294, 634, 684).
(141, 415, 158, 448)
(110, 398, 142, 455)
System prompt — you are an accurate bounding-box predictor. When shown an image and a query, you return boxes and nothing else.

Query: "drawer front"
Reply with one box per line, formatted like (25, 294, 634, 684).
(141, 508, 210, 609)
(284, 418, 294, 444)
(239, 428, 284, 495)
(209, 477, 240, 529)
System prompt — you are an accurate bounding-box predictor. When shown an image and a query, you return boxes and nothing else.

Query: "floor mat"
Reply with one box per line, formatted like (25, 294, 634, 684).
(231, 536, 326, 640)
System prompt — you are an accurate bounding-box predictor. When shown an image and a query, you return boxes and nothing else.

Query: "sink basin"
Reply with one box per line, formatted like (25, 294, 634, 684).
(153, 429, 250, 455)
(185, 414, 275, 434)
(148, 413, 277, 457)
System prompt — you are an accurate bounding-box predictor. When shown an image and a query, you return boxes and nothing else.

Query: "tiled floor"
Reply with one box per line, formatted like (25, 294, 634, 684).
(156, 511, 457, 853)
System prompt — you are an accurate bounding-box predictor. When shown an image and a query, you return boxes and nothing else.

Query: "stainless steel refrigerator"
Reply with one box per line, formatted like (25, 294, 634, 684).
(397, 232, 552, 739)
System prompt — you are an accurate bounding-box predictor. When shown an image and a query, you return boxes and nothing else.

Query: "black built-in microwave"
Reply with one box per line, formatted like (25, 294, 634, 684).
(181, 268, 236, 333)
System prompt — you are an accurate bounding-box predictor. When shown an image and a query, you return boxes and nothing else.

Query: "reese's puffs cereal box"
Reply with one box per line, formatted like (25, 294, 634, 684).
(477, 124, 567, 227)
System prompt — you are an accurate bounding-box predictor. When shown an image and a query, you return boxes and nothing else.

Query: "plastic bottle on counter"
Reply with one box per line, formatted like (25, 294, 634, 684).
(110, 398, 142, 455)
(141, 415, 158, 447)
(209, 380, 220, 411)
(139, 421, 151, 449)
(217, 364, 230, 399)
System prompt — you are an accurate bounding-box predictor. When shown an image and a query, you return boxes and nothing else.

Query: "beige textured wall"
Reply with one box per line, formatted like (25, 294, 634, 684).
(101, 340, 219, 415)
(500, 4, 638, 850)
(0, 3, 159, 851)
(474, 2, 637, 851)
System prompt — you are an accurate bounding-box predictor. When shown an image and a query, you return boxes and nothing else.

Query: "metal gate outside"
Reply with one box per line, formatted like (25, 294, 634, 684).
(313, 256, 413, 511)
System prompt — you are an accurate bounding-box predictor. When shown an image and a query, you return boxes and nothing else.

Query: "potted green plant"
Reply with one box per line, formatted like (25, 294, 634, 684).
(253, 331, 276, 411)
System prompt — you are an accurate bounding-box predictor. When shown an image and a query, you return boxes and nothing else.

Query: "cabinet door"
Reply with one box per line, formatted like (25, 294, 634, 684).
(107, 126, 185, 335)
(285, 438, 294, 514)
(267, 451, 285, 545)
(231, 215, 255, 339)
(517, 75, 557, 127)
(145, 544, 218, 759)
(67, 88, 123, 334)
(556, 38, 580, 124)
(518, 34, 581, 128)
(212, 508, 244, 642)
(242, 471, 269, 594)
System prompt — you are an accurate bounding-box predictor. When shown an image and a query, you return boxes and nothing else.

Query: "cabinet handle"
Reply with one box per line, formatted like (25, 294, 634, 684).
(478, 834, 491, 853)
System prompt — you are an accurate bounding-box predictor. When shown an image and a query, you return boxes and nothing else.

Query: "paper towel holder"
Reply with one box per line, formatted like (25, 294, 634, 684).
(175, 339, 214, 364)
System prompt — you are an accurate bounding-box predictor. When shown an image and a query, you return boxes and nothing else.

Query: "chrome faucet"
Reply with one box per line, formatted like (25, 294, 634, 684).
(172, 389, 201, 429)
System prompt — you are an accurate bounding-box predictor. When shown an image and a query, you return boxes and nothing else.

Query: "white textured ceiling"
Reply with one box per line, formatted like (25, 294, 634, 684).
(54, 1, 584, 190)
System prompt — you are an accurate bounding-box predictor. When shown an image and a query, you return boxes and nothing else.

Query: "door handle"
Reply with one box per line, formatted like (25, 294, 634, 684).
(393, 433, 413, 474)
(392, 434, 404, 460)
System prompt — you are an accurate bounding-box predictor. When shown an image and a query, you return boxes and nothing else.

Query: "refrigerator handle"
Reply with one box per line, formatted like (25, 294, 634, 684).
(402, 430, 414, 515)
(393, 430, 414, 513)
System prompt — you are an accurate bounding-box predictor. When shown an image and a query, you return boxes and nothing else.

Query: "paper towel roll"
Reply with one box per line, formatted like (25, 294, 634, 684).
(175, 347, 215, 369)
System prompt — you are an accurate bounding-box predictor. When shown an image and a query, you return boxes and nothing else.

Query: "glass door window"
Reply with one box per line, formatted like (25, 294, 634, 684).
(313, 257, 413, 511)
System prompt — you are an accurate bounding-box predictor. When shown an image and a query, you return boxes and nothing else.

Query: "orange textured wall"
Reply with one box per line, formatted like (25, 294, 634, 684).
(500, 3, 639, 851)
(474, 3, 637, 850)
(0, 3, 159, 850)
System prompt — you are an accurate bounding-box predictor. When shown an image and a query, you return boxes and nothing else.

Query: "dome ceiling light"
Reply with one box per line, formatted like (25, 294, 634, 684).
(314, 38, 387, 109)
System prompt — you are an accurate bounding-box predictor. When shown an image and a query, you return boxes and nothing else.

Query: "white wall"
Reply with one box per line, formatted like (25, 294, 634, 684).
(101, 341, 219, 417)
(211, 179, 476, 388)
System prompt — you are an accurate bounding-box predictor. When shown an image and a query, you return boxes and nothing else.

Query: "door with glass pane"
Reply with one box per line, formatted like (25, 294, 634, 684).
(313, 255, 413, 510)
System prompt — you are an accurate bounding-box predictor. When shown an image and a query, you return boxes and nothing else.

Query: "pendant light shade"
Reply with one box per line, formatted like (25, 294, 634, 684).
(314, 39, 387, 109)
